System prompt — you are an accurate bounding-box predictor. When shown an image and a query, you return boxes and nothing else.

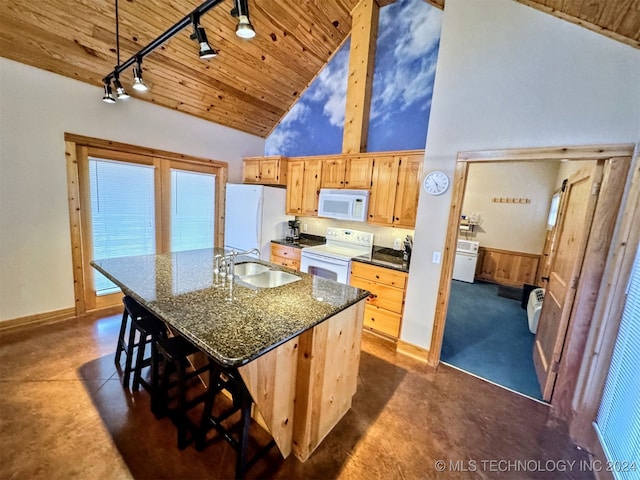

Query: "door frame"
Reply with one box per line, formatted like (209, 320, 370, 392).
(428, 144, 634, 416)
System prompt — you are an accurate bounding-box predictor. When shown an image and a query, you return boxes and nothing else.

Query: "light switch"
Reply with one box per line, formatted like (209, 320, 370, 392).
(432, 251, 442, 264)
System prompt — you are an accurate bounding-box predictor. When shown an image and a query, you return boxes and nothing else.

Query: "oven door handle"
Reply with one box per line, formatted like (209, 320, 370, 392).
(302, 254, 348, 266)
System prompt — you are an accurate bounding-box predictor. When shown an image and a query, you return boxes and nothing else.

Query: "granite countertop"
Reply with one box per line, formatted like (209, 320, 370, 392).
(271, 234, 326, 249)
(353, 246, 410, 273)
(91, 248, 368, 367)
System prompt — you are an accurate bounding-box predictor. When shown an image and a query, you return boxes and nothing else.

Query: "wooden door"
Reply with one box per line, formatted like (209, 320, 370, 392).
(368, 156, 400, 225)
(345, 157, 373, 189)
(533, 163, 603, 401)
(301, 159, 322, 216)
(286, 160, 304, 214)
(321, 157, 346, 188)
(393, 154, 423, 228)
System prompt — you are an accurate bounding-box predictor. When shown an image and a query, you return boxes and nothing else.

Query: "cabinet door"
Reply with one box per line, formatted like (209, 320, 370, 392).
(302, 160, 322, 216)
(345, 157, 373, 189)
(368, 156, 400, 225)
(286, 160, 305, 215)
(321, 157, 346, 188)
(260, 158, 279, 184)
(393, 155, 423, 228)
(243, 159, 261, 183)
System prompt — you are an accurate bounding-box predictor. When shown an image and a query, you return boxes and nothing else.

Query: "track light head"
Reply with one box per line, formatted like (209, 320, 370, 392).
(231, 0, 255, 39)
(191, 25, 218, 59)
(102, 83, 116, 103)
(113, 77, 129, 99)
(132, 60, 148, 91)
(235, 15, 255, 39)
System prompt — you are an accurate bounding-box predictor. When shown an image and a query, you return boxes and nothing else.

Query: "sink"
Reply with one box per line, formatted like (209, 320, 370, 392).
(240, 270, 301, 288)
(234, 262, 270, 277)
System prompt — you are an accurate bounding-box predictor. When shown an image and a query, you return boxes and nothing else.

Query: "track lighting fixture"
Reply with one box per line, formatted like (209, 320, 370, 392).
(190, 14, 218, 59)
(232, 0, 256, 39)
(101, 0, 255, 103)
(132, 58, 148, 91)
(102, 83, 116, 103)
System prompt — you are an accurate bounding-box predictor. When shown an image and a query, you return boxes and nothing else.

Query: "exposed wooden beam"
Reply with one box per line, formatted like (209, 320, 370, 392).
(342, 0, 379, 153)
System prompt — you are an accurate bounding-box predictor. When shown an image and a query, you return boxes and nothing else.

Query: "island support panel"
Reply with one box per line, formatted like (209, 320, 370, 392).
(238, 300, 365, 462)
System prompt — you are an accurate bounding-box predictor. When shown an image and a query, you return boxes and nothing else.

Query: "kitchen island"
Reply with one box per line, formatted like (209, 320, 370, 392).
(91, 248, 368, 462)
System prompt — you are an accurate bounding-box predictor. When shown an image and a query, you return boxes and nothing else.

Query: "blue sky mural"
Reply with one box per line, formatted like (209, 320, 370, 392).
(265, 0, 442, 156)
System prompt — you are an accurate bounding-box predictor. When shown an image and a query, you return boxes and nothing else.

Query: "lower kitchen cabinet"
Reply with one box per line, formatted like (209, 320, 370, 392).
(349, 261, 408, 339)
(270, 243, 301, 270)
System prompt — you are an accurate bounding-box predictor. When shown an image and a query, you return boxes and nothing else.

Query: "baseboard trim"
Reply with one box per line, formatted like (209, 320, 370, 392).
(396, 339, 430, 363)
(0, 307, 77, 332)
(0, 305, 124, 332)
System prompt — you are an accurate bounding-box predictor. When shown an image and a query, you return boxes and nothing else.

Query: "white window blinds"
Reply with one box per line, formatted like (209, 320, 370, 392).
(89, 158, 156, 295)
(170, 169, 215, 252)
(595, 243, 640, 480)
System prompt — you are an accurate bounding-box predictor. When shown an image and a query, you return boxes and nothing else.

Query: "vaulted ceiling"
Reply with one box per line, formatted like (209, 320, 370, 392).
(0, 0, 637, 138)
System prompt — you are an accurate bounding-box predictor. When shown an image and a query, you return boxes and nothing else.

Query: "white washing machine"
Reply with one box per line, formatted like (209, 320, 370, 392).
(453, 240, 480, 283)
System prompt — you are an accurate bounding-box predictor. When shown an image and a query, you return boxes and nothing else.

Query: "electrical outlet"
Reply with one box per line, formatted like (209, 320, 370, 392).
(393, 238, 402, 250)
(302, 223, 308, 233)
(432, 251, 442, 264)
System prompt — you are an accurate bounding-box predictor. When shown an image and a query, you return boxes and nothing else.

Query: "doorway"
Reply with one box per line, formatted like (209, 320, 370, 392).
(440, 160, 564, 400)
(428, 144, 633, 412)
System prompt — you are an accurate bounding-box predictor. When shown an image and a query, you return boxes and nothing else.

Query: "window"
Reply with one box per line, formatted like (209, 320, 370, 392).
(170, 169, 216, 252)
(595, 243, 640, 480)
(65, 134, 227, 313)
(89, 158, 156, 295)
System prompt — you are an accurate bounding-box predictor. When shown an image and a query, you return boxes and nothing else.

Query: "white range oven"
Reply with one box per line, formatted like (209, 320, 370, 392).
(300, 228, 374, 284)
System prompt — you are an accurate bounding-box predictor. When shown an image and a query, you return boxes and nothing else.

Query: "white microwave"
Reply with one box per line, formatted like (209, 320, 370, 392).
(318, 189, 369, 222)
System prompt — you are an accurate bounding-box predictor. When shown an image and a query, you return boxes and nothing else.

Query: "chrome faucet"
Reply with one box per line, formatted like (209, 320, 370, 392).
(217, 247, 261, 278)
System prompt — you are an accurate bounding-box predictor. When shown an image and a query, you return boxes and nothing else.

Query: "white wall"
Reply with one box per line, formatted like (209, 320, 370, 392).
(402, 0, 640, 350)
(462, 161, 559, 253)
(0, 58, 264, 321)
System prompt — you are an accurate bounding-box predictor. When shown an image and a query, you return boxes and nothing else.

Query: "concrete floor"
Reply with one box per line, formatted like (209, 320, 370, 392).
(0, 312, 595, 479)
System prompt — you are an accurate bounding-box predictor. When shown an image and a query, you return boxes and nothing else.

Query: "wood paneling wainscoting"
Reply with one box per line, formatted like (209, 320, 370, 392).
(475, 247, 540, 287)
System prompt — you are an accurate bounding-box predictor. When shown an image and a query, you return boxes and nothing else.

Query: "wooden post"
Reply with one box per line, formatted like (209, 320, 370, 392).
(342, 0, 379, 154)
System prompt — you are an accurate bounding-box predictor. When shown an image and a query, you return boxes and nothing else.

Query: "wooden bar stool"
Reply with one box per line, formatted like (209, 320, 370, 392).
(154, 335, 213, 450)
(117, 296, 167, 390)
(196, 365, 276, 480)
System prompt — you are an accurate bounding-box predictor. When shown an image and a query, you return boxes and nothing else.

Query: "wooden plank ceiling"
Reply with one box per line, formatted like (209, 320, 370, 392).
(0, 0, 637, 139)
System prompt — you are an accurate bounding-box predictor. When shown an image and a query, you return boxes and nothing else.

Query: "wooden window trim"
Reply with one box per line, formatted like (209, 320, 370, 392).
(64, 133, 228, 315)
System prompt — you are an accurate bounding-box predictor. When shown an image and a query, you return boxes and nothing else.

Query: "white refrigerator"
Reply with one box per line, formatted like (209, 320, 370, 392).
(224, 184, 293, 260)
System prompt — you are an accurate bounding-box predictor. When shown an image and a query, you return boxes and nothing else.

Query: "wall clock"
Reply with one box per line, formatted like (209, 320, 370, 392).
(423, 171, 450, 196)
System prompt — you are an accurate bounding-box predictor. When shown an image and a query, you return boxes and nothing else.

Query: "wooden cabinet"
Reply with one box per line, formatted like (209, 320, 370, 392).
(243, 156, 287, 186)
(349, 262, 408, 339)
(393, 154, 423, 228)
(286, 159, 321, 216)
(270, 243, 301, 270)
(321, 156, 373, 189)
(301, 159, 322, 216)
(320, 156, 346, 188)
(368, 155, 400, 225)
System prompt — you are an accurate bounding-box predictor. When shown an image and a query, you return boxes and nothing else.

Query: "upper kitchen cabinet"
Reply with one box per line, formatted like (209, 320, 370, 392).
(286, 158, 322, 216)
(368, 155, 400, 225)
(320, 156, 373, 189)
(243, 156, 288, 186)
(393, 153, 424, 228)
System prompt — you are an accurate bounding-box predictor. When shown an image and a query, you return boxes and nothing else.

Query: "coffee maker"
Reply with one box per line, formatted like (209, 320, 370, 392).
(286, 220, 300, 243)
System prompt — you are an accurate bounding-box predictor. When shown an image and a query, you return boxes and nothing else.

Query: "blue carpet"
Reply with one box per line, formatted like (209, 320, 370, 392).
(441, 280, 543, 400)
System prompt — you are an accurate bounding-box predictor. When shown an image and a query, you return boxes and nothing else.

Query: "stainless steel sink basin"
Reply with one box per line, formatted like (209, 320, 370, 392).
(240, 270, 301, 288)
(234, 262, 270, 277)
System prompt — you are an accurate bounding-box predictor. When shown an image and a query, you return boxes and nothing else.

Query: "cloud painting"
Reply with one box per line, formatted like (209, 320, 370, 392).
(265, 0, 442, 156)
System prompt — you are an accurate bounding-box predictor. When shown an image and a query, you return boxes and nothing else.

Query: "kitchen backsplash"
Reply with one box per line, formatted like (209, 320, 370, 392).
(297, 217, 414, 250)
